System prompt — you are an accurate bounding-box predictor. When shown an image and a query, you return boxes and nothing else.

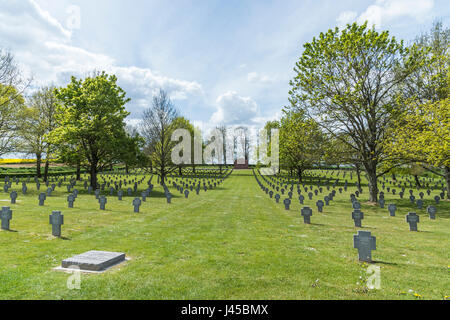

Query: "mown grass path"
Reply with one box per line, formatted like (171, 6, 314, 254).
(0, 170, 448, 299)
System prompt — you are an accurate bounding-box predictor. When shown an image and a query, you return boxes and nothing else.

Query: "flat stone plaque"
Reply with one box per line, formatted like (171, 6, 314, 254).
(61, 251, 126, 271)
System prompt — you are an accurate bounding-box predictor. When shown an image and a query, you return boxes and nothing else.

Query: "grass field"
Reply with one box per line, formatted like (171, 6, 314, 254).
(0, 169, 448, 300)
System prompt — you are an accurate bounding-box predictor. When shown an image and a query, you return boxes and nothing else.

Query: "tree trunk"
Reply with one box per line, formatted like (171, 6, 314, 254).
(76, 161, 81, 181)
(193, 164, 196, 174)
(355, 163, 362, 188)
(160, 163, 165, 186)
(179, 165, 182, 176)
(90, 164, 98, 189)
(297, 167, 303, 183)
(125, 164, 129, 174)
(44, 159, 50, 182)
(414, 175, 422, 188)
(364, 163, 378, 203)
(392, 173, 397, 181)
(36, 153, 42, 178)
(445, 166, 450, 200)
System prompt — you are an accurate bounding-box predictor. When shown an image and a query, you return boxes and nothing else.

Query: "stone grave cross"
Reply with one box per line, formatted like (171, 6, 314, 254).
(49, 211, 64, 237)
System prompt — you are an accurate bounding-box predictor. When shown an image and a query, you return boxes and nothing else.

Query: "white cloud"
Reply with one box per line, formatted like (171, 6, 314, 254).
(0, 0, 203, 116)
(247, 72, 273, 84)
(337, 0, 435, 28)
(211, 91, 260, 125)
(111, 66, 203, 112)
(337, 11, 358, 27)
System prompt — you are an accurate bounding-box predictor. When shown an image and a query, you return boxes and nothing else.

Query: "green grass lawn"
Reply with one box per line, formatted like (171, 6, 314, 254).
(0, 170, 448, 300)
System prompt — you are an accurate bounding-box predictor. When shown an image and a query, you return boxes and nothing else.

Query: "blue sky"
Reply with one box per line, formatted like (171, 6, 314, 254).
(1, 0, 449, 132)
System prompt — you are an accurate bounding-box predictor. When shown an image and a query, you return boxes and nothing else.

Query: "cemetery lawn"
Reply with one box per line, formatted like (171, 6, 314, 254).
(0, 170, 449, 300)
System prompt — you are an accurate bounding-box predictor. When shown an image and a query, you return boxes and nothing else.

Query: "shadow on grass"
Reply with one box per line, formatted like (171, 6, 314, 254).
(371, 260, 398, 266)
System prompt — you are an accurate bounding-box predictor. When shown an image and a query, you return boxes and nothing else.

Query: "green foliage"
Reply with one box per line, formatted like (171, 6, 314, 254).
(386, 98, 450, 168)
(17, 86, 59, 178)
(0, 84, 25, 155)
(288, 22, 427, 201)
(279, 111, 325, 179)
(118, 125, 147, 172)
(50, 72, 130, 187)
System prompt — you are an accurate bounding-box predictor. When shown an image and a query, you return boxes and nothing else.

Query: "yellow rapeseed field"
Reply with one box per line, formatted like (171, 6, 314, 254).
(0, 159, 36, 164)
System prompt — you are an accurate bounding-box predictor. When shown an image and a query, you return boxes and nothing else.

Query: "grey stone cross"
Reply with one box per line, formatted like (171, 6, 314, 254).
(0, 207, 12, 230)
(434, 196, 440, 204)
(166, 193, 173, 204)
(353, 231, 376, 262)
(49, 211, 64, 237)
(352, 210, 364, 227)
(99, 196, 107, 210)
(133, 198, 142, 213)
(416, 199, 423, 210)
(301, 207, 313, 224)
(406, 212, 420, 231)
(38, 193, 46, 206)
(283, 198, 291, 210)
(316, 200, 324, 213)
(10, 191, 17, 204)
(427, 206, 437, 220)
(388, 204, 397, 217)
(299, 195, 304, 204)
(275, 194, 280, 203)
(67, 194, 75, 208)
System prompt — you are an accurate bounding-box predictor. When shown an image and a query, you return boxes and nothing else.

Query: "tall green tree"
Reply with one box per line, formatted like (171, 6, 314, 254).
(119, 125, 147, 174)
(0, 84, 24, 157)
(385, 22, 450, 198)
(141, 89, 178, 185)
(171, 116, 197, 176)
(18, 86, 58, 180)
(288, 22, 426, 202)
(386, 98, 450, 198)
(279, 111, 325, 182)
(50, 72, 130, 188)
